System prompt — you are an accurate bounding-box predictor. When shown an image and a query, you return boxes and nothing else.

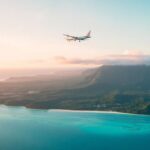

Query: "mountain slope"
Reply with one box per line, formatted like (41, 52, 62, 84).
(84, 65, 150, 89)
(0, 65, 150, 114)
(23, 65, 150, 114)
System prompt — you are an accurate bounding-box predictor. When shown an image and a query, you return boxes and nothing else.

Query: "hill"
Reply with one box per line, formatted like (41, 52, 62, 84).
(0, 65, 150, 114)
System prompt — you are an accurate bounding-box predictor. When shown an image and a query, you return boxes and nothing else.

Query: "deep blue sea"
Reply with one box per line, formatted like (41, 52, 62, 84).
(0, 105, 150, 150)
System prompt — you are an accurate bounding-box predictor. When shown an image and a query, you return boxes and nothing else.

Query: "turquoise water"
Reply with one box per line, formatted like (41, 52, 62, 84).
(0, 106, 150, 150)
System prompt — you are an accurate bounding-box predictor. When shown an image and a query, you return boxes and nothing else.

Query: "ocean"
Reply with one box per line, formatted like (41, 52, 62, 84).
(0, 105, 150, 150)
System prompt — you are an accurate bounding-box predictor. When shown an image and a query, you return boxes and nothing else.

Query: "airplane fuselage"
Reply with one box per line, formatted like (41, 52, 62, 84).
(74, 36, 90, 42)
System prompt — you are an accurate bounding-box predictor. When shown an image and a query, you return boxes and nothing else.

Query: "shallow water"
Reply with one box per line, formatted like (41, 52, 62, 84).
(0, 105, 150, 150)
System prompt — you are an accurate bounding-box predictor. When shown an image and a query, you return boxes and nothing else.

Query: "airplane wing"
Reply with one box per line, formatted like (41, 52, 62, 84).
(63, 34, 76, 38)
(66, 38, 75, 41)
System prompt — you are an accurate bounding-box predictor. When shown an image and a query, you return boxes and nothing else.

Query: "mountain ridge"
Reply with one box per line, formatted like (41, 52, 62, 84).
(0, 65, 150, 114)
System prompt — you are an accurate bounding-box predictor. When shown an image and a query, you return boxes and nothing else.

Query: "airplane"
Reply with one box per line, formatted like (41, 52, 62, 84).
(63, 31, 91, 42)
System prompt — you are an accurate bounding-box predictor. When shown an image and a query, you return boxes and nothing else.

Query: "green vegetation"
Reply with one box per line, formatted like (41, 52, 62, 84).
(0, 65, 150, 114)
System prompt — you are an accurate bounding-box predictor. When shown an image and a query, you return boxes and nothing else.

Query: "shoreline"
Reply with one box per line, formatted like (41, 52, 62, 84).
(48, 109, 130, 115)
(0, 104, 148, 116)
(48, 109, 150, 117)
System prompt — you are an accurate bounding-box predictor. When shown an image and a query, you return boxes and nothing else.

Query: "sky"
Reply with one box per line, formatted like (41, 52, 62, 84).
(0, 0, 150, 68)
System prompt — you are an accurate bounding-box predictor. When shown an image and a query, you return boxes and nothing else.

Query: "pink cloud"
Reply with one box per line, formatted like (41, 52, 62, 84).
(55, 53, 150, 66)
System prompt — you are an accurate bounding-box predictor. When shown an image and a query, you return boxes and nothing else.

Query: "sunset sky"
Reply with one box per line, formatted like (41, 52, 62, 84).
(0, 0, 150, 68)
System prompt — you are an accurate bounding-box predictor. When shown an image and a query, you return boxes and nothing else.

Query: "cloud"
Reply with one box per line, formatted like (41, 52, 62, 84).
(55, 56, 102, 65)
(55, 53, 150, 66)
(122, 49, 144, 56)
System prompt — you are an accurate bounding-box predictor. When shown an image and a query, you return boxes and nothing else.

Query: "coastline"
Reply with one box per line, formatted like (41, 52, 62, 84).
(0, 104, 148, 116)
(48, 109, 130, 115)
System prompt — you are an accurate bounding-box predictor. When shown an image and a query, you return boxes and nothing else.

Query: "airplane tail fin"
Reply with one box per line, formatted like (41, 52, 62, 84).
(86, 30, 91, 37)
